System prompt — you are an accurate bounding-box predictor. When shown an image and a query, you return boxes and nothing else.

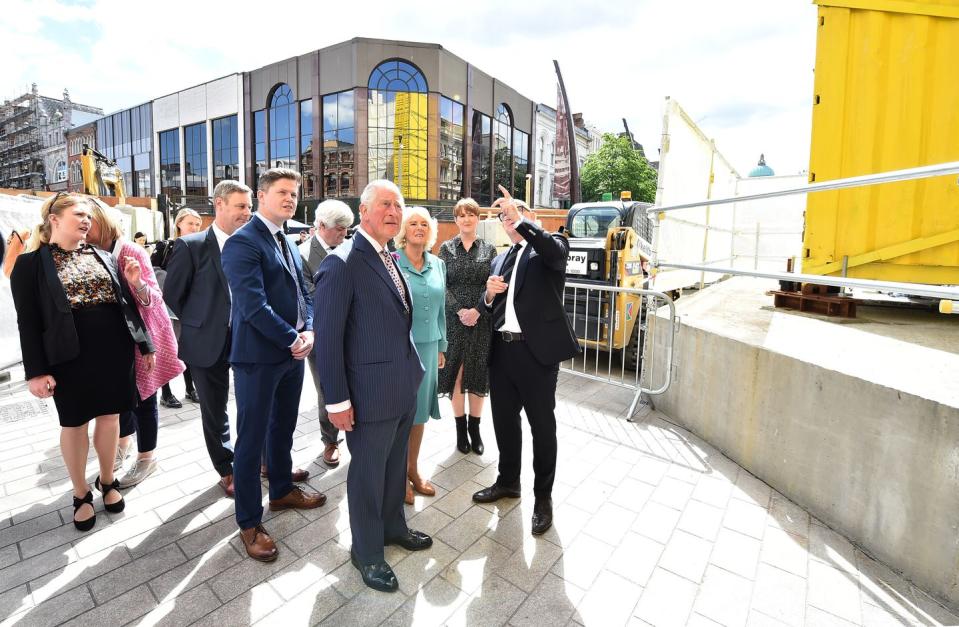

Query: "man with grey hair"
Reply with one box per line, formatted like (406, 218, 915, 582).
(164, 179, 252, 497)
(314, 179, 431, 592)
(298, 198, 354, 467)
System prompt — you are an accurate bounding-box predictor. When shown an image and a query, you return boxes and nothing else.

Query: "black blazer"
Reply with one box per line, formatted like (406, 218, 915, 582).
(10, 244, 154, 380)
(162, 229, 232, 368)
(484, 220, 581, 366)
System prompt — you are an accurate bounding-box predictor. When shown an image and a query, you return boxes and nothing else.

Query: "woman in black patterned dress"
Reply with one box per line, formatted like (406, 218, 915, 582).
(438, 198, 497, 455)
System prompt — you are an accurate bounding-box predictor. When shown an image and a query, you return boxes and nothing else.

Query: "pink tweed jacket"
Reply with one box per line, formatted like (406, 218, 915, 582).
(116, 240, 185, 400)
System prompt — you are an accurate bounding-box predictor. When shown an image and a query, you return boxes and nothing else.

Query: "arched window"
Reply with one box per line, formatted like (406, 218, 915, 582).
(367, 60, 428, 200)
(493, 104, 514, 195)
(54, 160, 67, 183)
(269, 84, 296, 170)
(538, 136, 545, 162)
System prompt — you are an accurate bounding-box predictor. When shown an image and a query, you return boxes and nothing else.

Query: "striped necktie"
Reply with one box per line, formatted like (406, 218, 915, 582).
(276, 232, 308, 328)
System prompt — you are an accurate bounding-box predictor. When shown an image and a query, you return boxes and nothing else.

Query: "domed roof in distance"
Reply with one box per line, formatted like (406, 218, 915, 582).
(748, 153, 775, 177)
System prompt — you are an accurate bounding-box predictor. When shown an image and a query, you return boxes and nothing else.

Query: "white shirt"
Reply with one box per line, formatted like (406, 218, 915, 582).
(314, 231, 336, 254)
(255, 212, 305, 339)
(498, 239, 528, 333)
(210, 222, 230, 252)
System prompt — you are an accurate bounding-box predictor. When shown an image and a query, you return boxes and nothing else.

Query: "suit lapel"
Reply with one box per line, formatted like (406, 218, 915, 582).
(205, 228, 229, 296)
(253, 216, 295, 283)
(309, 237, 326, 272)
(39, 246, 71, 313)
(92, 246, 126, 305)
(515, 243, 533, 291)
(356, 235, 407, 313)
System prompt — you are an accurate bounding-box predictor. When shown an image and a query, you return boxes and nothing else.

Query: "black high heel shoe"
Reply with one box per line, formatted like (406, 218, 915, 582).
(95, 476, 125, 513)
(467, 415, 484, 455)
(454, 416, 470, 454)
(72, 491, 96, 532)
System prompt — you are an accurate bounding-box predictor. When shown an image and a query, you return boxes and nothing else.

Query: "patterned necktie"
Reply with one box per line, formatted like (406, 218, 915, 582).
(276, 232, 308, 329)
(379, 249, 410, 312)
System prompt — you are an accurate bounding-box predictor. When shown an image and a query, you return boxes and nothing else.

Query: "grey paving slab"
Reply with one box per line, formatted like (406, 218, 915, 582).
(509, 572, 585, 627)
(60, 584, 157, 627)
(445, 573, 527, 627)
(576, 569, 643, 626)
(8, 585, 94, 627)
(0, 373, 957, 627)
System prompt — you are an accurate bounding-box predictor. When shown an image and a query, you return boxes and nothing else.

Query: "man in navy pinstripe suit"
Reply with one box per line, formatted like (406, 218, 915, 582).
(313, 179, 431, 592)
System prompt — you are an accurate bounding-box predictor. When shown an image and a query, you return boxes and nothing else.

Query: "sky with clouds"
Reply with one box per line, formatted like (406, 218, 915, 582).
(3, 0, 819, 176)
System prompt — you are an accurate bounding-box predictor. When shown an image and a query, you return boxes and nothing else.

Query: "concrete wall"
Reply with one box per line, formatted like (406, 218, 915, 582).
(649, 278, 959, 610)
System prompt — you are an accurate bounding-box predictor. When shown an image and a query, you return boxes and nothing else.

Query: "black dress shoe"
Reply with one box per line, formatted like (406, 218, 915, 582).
(160, 395, 182, 409)
(472, 483, 521, 503)
(531, 497, 553, 535)
(350, 551, 398, 592)
(386, 528, 433, 551)
(185, 389, 200, 403)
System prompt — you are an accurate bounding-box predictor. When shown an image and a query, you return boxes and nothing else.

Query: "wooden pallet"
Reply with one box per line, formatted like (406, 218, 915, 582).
(767, 284, 857, 318)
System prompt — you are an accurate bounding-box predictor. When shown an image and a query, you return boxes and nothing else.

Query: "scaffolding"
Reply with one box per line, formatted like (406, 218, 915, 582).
(0, 91, 44, 189)
(0, 85, 103, 191)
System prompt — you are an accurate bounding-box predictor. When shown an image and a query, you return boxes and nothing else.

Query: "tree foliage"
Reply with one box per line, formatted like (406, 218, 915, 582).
(580, 133, 657, 203)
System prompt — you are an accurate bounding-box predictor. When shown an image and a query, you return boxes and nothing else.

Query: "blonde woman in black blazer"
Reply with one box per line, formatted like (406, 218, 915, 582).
(10, 193, 154, 532)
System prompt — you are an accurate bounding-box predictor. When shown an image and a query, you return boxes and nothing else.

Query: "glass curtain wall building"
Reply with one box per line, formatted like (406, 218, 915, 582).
(95, 102, 153, 198)
(243, 38, 534, 207)
(367, 60, 428, 201)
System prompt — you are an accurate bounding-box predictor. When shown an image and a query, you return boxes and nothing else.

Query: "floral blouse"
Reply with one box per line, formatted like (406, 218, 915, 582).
(50, 243, 117, 308)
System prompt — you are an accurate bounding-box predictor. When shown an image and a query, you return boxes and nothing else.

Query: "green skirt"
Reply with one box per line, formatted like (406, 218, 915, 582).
(413, 340, 442, 425)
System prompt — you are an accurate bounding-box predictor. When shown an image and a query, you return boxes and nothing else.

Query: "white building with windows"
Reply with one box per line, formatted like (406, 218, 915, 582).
(533, 103, 603, 208)
(153, 74, 245, 207)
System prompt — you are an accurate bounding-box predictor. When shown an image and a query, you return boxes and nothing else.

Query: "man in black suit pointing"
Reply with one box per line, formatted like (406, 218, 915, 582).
(472, 185, 581, 536)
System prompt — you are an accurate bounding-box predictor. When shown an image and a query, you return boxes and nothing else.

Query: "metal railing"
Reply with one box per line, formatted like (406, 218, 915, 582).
(646, 160, 959, 303)
(561, 282, 677, 418)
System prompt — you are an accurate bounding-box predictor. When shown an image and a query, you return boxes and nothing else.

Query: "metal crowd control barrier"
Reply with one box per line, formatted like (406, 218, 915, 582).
(646, 160, 959, 305)
(561, 282, 677, 419)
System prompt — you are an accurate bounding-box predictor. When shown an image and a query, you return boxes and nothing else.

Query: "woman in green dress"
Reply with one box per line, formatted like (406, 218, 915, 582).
(395, 207, 448, 505)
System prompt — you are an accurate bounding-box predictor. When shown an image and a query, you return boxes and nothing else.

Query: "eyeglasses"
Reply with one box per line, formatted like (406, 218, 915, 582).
(497, 206, 529, 222)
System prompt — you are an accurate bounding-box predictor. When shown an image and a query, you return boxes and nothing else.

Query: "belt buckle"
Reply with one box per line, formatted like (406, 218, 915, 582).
(502, 331, 514, 342)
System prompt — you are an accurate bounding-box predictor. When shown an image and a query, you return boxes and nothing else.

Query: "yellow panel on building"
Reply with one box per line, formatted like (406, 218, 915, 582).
(393, 92, 428, 200)
(804, 0, 959, 283)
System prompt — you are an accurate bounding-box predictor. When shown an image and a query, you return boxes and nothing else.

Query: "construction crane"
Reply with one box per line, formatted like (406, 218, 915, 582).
(79, 144, 126, 204)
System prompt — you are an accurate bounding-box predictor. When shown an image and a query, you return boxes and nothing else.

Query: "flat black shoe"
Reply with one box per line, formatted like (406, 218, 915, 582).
(95, 475, 125, 513)
(72, 491, 96, 532)
(454, 416, 470, 454)
(386, 529, 433, 551)
(472, 483, 521, 503)
(160, 395, 182, 409)
(531, 497, 553, 535)
(350, 551, 398, 592)
(185, 389, 200, 403)
(467, 416, 484, 455)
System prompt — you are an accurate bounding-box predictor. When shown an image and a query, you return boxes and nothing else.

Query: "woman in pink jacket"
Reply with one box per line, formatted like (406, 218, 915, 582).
(86, 200, 185, 487)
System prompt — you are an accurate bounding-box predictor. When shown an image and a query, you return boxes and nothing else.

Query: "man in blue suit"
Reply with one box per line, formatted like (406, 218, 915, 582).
(314, 179, 431, 592)
(222, 168, 326, 563)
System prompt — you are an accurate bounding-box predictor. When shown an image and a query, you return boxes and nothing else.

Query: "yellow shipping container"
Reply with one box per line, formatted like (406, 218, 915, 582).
(804, 0, 959, 284)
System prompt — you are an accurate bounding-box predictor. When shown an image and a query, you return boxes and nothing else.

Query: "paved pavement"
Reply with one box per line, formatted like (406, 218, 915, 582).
(0, 368, 956, 627)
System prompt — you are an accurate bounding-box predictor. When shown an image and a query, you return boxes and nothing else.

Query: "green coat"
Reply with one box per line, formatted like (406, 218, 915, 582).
(396, 249, 447, 423)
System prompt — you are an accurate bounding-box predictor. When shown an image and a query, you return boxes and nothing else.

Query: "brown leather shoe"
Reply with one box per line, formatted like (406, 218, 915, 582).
(408, 474, 436, 497)
(405, 481, 414, 505)
(261, 465, 311, 482)
(322, 443, 340, 468)
(269, 485, 327, 511)
(219, 474, 235, 498)
(239, 524, 278, 562)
